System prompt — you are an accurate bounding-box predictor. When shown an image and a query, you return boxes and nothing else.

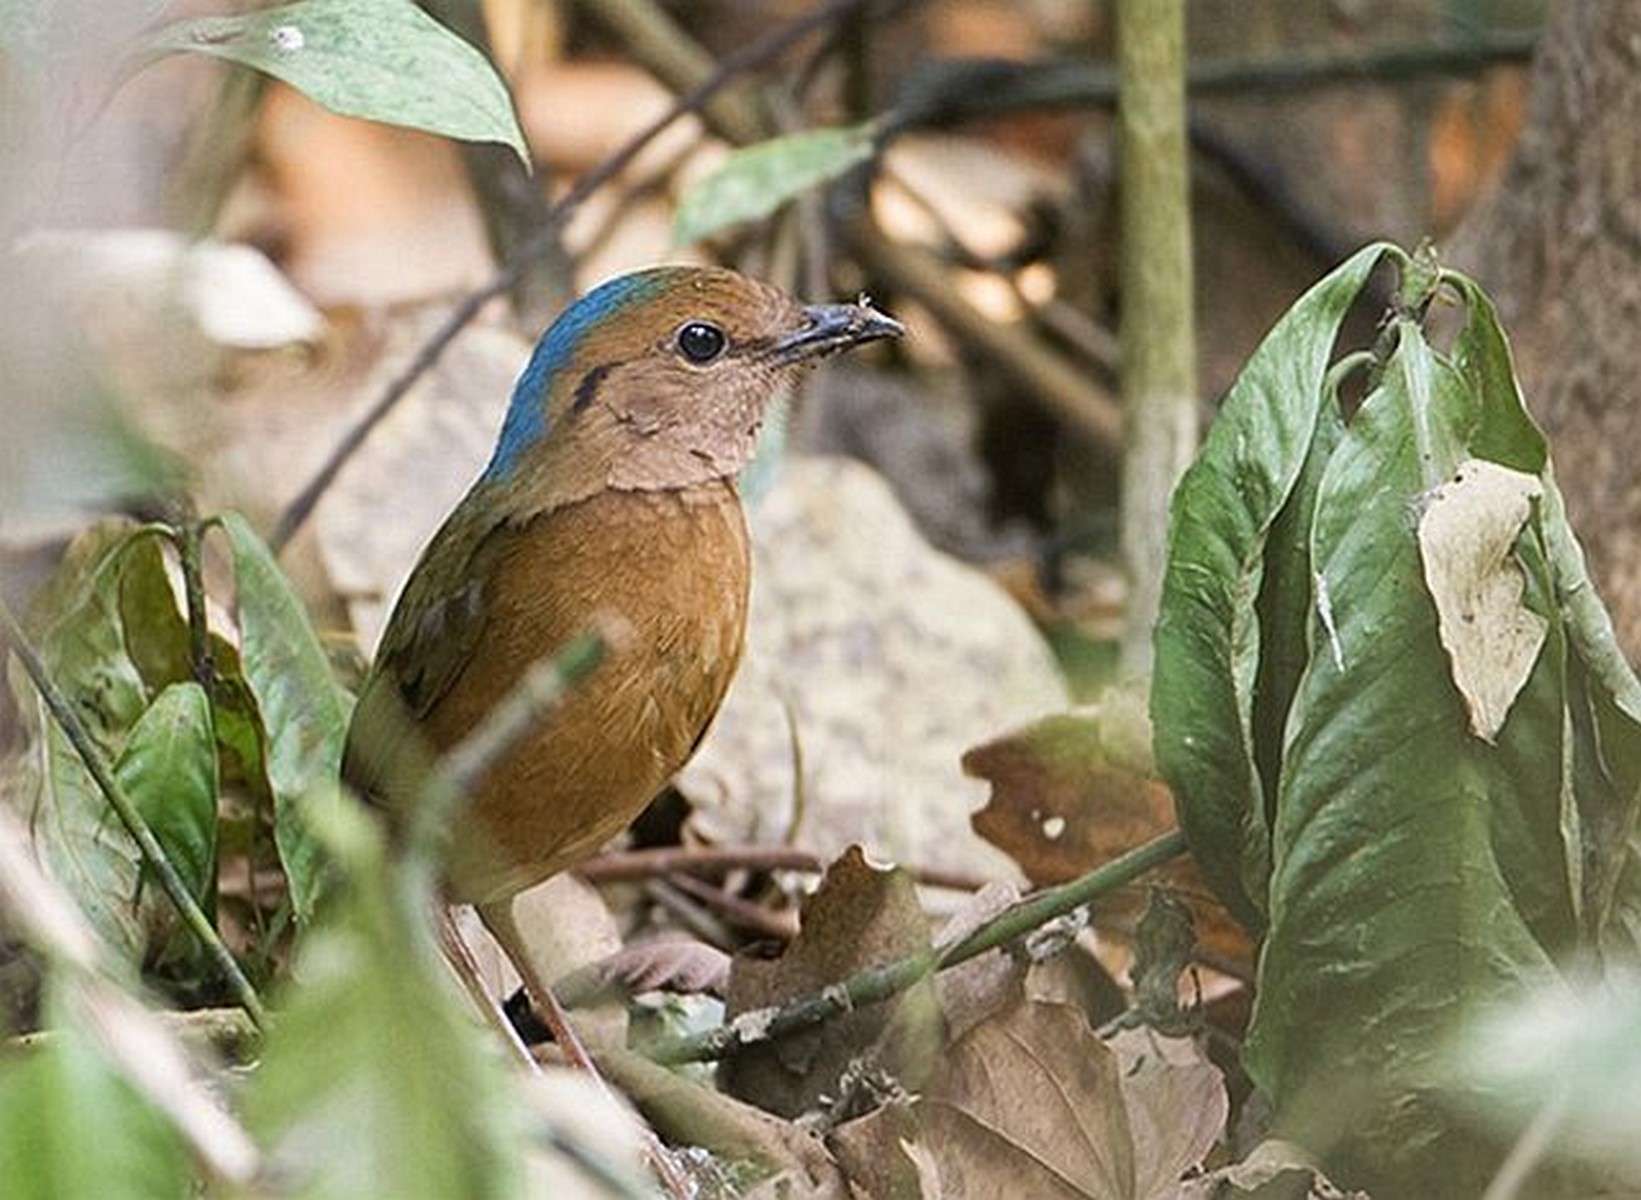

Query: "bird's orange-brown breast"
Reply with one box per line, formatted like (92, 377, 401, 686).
(421, 480, 750, 904)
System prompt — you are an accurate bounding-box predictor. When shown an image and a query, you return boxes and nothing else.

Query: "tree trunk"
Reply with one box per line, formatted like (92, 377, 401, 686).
(1451, 0, 1641, 660)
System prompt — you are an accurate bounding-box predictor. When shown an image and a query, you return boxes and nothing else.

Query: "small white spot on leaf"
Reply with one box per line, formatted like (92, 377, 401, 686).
(269, 24, 304, 53)
(1417, 458, 1546, 742)
(1315, 571, 1345, 671)
(1041, 815, 1067, 841)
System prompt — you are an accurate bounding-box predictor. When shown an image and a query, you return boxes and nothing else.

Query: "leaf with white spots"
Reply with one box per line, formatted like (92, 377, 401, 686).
(146, 0, 527, 166)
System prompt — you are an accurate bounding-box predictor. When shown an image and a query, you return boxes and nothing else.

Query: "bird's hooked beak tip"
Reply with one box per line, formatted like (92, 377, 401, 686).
(774, 297, 904, 364)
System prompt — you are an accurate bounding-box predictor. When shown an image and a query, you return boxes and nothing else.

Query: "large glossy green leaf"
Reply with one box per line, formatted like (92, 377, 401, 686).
(116, 682, 218, 912)
(1444, 276, 1641, 953)
(147, 0, 527, 166)
(218, 513, 352, 923)
(1247, 315, 1573, 1189)
(0, 996, 190, 1200)
(675, 122, 879, 245)
(1151, 243, 1390, 930)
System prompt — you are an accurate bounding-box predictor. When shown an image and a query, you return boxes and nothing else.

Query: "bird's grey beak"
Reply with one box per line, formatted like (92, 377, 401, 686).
(773, 299, 904, 364)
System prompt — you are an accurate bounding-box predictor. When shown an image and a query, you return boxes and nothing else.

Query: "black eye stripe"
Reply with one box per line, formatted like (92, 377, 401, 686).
(676, 321, 727, 364)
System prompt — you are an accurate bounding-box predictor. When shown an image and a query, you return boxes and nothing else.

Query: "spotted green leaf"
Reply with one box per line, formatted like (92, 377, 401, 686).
(147, 0, 527, 166)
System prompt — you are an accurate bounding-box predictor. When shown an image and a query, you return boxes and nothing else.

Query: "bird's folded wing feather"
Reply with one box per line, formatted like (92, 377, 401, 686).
(343, 505, 504, 804)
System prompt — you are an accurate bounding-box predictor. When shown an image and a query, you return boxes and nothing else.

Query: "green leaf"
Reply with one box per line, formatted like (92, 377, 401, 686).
(115, 536, 194, 697)
(9, 524, 166, 960)
(0, 999, 190, 1200)
(1445, 272, 1641, 953)
(218, 513, 352, 923)
(675, 122, 879, 245)
(116, 682, 218, 911)
(1150, 243, 1391, 930)
(1247, 315, 1573, 1190)
(147, 0, 527, 166)
(243, 848, 524, 1200)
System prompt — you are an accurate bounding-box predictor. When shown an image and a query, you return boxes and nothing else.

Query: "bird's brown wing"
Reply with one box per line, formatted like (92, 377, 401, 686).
(341, 505, 504, 809)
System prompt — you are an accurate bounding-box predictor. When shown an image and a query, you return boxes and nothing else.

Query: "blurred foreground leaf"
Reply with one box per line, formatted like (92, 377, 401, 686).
(0, 995, 191, 1200)
(243, 818, 526, 1200)
(1454, 973, 1641, 1182)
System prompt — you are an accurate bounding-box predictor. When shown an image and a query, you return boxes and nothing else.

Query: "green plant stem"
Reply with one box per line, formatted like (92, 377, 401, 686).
(646, 829, 1190, 1065)
(0, 600, 267, 1029)
(1117, 0, 1197, 676)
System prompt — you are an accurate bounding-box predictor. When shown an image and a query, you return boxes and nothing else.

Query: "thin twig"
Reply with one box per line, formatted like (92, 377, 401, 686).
(580, 844, 825, 882)
(0, 599, 267, 1029)
(884, 32, 1539, 133)
(578, 843, 989, 892)
(269, 0, 882, 554)
(646, 829, 1189, 1064)
(664, 871, 799, 941)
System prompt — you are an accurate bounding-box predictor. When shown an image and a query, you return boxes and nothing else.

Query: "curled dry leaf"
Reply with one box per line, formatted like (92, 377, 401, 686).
(720, 847, 933, 1119)
(559, 934, 732, 1006)
(1416, 457, 1547, 742)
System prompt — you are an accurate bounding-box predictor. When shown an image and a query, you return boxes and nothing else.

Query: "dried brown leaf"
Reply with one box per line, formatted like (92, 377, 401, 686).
(1108, 1029, 1228, 1200)
(842, 1002, 1228, 1200)
(914, 998, 1135, 1198)
(579, 934, 731, 1001)
(962, 706, 1252, 971)
(1176, 1138, 1368, 1199)
(721, 847, 934, 1118)
(1416, 458, 1547, 742)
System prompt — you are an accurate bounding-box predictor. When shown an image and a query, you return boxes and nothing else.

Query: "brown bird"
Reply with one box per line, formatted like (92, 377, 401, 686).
(343, 265, 901, 1055)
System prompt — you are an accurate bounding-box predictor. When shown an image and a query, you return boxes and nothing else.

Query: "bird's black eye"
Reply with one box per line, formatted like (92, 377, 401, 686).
(676, 321, 727, 365)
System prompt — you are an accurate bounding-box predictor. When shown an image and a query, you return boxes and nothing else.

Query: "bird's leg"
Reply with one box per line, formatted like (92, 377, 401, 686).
(476, 896, 695, 1200)
(435, 905, 541, 1071)
(475, 896, 604, 1074)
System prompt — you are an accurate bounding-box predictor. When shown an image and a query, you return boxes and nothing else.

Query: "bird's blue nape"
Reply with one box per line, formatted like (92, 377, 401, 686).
(484, 270, 674, 480)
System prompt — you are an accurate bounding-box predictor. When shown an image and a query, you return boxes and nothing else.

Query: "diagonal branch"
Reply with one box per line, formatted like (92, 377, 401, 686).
(645, 829, 1189, 1065)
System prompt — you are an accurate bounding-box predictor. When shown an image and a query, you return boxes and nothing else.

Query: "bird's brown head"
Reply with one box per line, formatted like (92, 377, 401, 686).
(483, 266, 902, 503)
